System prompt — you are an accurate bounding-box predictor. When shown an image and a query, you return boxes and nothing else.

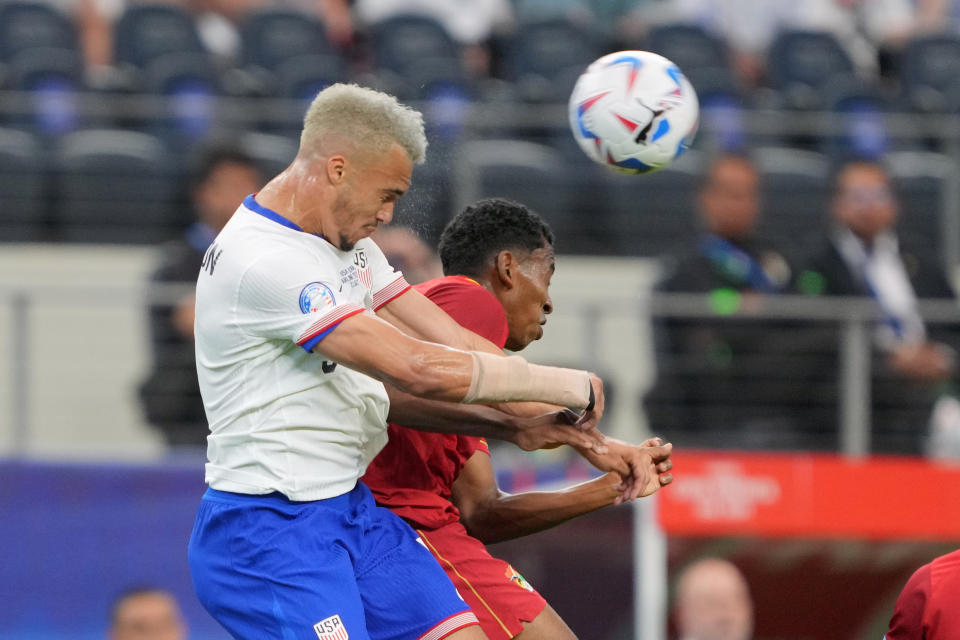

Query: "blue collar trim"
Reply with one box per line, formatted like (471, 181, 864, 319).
(244, 194, 303, 232)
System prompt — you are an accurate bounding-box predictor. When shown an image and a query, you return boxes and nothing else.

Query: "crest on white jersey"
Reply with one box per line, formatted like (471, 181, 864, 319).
(314, 614, 349, 640)
(299, 282, 337, 313)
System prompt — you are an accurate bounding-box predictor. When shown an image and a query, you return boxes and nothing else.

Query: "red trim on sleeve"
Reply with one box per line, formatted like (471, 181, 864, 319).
(417, 611, 480, 640)
(373, 275, 412, 310)
(296, 304, 365, 345)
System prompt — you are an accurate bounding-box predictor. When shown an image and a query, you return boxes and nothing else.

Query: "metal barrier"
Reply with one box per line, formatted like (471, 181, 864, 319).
(4, 277, 959, 458)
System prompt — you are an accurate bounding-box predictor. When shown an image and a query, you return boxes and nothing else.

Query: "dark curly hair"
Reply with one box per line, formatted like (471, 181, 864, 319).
(438, 198, 554, 278)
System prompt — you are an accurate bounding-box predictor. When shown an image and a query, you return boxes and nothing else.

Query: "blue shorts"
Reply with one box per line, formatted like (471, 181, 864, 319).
(188, 484, 478, 640)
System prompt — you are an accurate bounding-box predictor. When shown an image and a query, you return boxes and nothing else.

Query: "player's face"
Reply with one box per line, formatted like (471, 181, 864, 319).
(109, 593, 186, 640)
(700, 158, 760, 240)
(502, 246, 555, 351)
(331, 144, 412, 251)
(833, 164, 897, 241)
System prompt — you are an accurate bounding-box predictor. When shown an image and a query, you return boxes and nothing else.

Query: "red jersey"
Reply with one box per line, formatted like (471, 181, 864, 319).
(362, 276, 509, 529)
(887, 549, 960, 639)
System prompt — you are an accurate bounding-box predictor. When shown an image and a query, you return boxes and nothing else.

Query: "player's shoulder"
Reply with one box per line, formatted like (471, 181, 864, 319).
(416, 276, 495, 301)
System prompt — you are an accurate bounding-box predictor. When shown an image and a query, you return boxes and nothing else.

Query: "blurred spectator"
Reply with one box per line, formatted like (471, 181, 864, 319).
(370, 224, 442, 284)
(796, 158, 958, 453)
(193, 0, 354, 62)
(139, 141, 262, 447)
(353, 0, 514, 76)
(643, 0, 915, 85)
(789, 0, 916, 77)
(674, 558, 754, 640)
(914, 0, 960, 32)
(642, 0, 793, 86)
(658, 153, 791, 294)
(886, 548, 960, 639)
(107, 587, 187, 640)
(645, 153, 816, 450)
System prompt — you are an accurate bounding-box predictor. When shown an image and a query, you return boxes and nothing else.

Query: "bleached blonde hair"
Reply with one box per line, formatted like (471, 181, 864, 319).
(300, 83, 427, 164)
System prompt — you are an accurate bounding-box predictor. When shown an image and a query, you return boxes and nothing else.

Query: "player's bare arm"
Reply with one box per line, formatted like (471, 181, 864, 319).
(451, 449, 629, 545)
(384, 387, 603, 452)
(377, 287, 506, 355)
(377, 288, 607, 427)
(313, 311, 599, 410)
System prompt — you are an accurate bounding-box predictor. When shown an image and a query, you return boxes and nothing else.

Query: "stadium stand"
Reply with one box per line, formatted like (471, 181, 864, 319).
(899, 33, 960, 114)
(506, 17, 602, 103)
(0, 127, 47, 241)
(113, 3, 207, 71)
(767, 29, 857, 111)
(0, 2, 79, 62)
(53, 129, 179, 243)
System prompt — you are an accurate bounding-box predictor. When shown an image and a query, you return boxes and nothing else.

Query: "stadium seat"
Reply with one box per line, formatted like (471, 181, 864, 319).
(53, 129, 179, 243)
(274, 53, 348, 100)
(454, 140, 582, 250)
(823, 81, 895, 159)
(367, 14, 460, 77)
(0, 127, 48, 241)
(752, 146, 831, 252)
(885, 150, 957, 261)
(113, 4, 206, 70)
(240, 6, 334, 71)
(767, 30, 856, 110)
(585, 150, 704, 257)
(899, 34, 960, 113)
(506, 18, 601, 103)
(644, 23, 732, 78)
(3, 47, 85, 137)
(140, 52, 221, 142)
(0, 2, 78, 62)
(237, 131, 297, 178)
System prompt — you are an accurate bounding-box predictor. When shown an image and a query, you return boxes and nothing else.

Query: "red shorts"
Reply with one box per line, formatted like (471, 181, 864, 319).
(414, 522, 547, 640)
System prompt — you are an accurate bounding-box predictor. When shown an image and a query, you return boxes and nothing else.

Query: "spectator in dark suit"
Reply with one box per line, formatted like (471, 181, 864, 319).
(139, 142, 263, 447)
(796, 158, 957, 454)
(645, 154, 820, 450)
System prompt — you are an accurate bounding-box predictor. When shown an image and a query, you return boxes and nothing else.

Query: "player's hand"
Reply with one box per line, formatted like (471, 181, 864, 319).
(510, 410, 609, 452)
(578, 437, 674, 504)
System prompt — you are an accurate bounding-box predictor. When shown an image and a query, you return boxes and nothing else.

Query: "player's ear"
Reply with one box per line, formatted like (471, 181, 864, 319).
(495, 250, 516, 289)
(326, 155, 347, 184)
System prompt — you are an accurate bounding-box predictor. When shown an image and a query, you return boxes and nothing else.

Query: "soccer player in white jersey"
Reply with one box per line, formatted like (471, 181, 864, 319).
(187, 84, 615, 640)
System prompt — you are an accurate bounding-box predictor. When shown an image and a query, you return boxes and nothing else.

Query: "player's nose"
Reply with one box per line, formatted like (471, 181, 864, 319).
(376, 202, 394, 224)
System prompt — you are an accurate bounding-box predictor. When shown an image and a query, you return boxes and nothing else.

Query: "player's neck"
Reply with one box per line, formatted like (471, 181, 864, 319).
(256, 171, 331, 237)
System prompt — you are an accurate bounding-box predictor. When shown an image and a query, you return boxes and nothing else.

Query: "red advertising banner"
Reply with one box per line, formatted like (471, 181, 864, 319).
(658, 451, 960, 540)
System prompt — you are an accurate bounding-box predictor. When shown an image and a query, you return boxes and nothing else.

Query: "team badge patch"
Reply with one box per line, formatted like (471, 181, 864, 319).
(299, 282, 336, 313)
(504, 564, 535, 592)
(314, 614, 349, 640)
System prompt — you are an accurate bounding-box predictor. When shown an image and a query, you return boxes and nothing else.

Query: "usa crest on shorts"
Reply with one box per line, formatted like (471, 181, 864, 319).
(314, 613, 349, 640)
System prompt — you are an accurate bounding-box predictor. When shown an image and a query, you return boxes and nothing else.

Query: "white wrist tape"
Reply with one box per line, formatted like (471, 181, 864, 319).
(464, 352, 592, 409)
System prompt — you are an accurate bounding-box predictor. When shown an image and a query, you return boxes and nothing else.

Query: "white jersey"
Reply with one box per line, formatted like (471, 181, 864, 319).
(195, 195, 410, 501)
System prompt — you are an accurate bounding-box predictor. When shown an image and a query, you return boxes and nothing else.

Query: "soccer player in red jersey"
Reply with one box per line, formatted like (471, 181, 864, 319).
(362, 198, 674, 640)
(886, 548, 960, 639)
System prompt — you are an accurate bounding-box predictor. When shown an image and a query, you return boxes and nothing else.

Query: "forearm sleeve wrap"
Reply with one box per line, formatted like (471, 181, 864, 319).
(464, 351, 592, 409)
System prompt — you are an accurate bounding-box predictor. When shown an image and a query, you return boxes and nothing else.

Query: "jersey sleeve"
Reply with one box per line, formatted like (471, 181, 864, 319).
(421, 280, 510, 348)
(886, 563, 930, 640)
(364, 238, 411, 310)
(237, 250, 366, 352)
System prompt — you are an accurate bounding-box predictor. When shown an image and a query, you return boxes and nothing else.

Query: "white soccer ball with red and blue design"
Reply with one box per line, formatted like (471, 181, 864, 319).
(569, 50, 699, 174)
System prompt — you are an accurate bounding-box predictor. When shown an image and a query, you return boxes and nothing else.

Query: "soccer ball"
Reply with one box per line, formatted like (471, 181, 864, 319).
(568, 50, 699, 174)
